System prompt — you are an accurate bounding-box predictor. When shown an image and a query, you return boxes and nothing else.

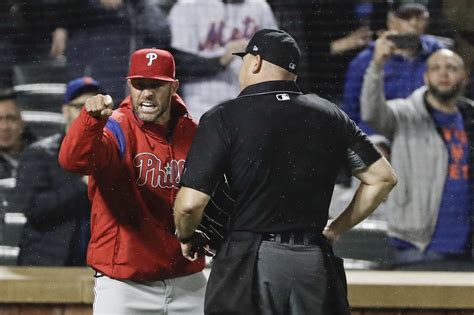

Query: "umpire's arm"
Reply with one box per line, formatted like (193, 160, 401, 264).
(174, 107, 230, 259)
(324, 156, 397, 243)
(174, 188, 210, 241)
(324, 110, 397, 244)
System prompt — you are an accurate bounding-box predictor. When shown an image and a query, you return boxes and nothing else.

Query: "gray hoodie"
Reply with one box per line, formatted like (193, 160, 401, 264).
(360, 62, 453, 250)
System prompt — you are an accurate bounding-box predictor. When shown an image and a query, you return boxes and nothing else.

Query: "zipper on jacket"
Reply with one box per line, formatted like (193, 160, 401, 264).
(168, 145, 176, 204)
(169, 118, 186, 203)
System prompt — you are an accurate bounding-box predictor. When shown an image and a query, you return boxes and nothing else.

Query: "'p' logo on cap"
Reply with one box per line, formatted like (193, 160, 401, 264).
(146, 53, 158, 66)
(126, 48, 176, 82)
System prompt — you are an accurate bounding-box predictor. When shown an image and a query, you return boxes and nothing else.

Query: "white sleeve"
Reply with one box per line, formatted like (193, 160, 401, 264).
(168, 2, 199, 53)
(259, 0, 278, 29)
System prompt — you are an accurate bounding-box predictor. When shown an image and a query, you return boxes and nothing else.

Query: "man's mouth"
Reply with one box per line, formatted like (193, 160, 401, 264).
(437, 82, 453, 89)
(139, 101, 158, 113)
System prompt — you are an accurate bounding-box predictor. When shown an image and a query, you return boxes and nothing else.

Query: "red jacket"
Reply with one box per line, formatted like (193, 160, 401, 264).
(59, 95, 204, 280)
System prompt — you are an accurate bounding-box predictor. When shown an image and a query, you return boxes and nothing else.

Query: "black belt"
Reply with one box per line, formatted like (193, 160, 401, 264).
(262, 232, 324, 246)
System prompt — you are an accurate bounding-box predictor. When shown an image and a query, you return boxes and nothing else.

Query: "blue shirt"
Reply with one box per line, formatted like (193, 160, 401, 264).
(342, 35, 444, 135)
(429, 108, 471, 254)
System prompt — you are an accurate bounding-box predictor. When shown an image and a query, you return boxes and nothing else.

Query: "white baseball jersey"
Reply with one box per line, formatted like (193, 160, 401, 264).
(169, 0, 278, 119)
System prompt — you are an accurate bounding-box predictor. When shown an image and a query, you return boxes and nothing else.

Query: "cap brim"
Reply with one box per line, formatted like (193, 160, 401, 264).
(125, 75, 175, 82)
(232, 52, 247, 58)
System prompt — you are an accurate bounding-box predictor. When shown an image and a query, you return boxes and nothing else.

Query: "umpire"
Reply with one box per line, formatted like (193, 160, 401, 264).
(174, 29, 397, 315)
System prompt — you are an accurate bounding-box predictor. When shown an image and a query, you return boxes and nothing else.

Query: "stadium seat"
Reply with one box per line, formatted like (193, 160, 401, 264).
(16, 92, 65, 112)
(22, 111, 65, 140)
(0, 181, 22, 265)
(13, 61, 68, 85)
(13, 61, 67, 112)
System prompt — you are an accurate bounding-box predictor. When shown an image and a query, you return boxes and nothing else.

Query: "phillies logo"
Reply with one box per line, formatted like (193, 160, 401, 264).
(146, 52, 158, 66)
(134, 153, 185, 188)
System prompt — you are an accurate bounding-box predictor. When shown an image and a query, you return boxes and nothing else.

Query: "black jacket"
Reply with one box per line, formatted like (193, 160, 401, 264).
(15, 133, 90, 266)
(0, 128, 36, 179)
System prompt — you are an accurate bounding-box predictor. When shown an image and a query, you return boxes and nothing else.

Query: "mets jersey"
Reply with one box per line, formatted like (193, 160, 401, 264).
(169, 0, 278, 119)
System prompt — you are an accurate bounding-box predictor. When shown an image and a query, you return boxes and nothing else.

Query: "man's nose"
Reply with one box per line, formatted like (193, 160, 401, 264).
(141, 88, 154, 97)
(0, 118, 9, 129)
(407, 17, 420, 28)
(439, 68, 449, 77)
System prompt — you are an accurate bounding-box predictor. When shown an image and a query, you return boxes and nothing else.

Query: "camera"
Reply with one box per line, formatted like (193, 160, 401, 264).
(387, 34, 421, 50)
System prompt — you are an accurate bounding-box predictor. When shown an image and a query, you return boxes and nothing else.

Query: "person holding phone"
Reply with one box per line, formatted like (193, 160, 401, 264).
(343, 2, 445, 139)
(360, 48, 474, 269)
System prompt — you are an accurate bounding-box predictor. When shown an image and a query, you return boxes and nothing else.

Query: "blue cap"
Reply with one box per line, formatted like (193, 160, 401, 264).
(64, 77, 102, 103)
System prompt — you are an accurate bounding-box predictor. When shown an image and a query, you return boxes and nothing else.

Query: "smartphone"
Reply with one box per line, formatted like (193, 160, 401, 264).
(387, 34, 421, 50)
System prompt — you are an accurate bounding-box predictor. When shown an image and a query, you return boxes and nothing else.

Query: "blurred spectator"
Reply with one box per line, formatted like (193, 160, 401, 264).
(169, 0, 277, 119)
(0, 1, 18, 88)
(14, 77, 101, 266)
(266, 0, 312, 92)
(361, 48, 473, 266)
(343, 2, 444, 135)
(15, 0, 65, 63)
(442, 0, 474, 100)
(58, 0, 172, 103)
(0, 89, 34, 180)
(0, 88, 35, 246)
(304, 0, 388, 102)
(133, 0, 175, 48)
(421, 0, 454, 40)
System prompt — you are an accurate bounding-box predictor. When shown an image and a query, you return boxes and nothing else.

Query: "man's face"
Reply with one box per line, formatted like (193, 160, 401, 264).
(62, 92, 97, 130)
(389, 12, 428, 35)
(0, 99, 24, 151)
(425, 50, 467, 102)
(129, 78, 178, 124)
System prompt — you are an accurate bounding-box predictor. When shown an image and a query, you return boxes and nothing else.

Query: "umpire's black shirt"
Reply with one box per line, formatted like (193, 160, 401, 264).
(181, 80, 380, 233)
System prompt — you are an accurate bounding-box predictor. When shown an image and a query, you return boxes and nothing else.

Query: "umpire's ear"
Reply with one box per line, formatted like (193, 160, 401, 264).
(252, 55, 263, 74)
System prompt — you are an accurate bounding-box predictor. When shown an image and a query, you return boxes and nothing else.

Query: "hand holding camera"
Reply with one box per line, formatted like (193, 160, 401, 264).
(373, 31, 421, 67)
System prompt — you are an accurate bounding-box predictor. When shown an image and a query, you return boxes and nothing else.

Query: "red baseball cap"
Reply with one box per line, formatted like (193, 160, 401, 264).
(125, 48, 176, 81)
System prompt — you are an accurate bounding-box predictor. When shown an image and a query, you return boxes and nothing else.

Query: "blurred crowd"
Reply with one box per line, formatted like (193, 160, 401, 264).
(0, 0, 473, 271)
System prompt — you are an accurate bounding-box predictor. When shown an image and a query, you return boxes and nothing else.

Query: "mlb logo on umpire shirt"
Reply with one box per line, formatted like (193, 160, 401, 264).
(276, 93, 290, 101)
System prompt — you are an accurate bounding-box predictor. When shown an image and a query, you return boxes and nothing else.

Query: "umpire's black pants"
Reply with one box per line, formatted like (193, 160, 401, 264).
(255, 240, 331, 314)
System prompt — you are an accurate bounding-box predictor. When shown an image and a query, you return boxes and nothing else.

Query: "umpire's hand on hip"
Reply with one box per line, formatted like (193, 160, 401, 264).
(85, 94, 114, 119)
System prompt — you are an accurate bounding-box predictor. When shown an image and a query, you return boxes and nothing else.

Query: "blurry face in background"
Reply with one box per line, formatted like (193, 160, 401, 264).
(0, 99, 24, 152)
(388, 11, 429, 35)
(62, 92, 97, 130)
(425, 50, 467, 102)
(129, 78, 178, 125)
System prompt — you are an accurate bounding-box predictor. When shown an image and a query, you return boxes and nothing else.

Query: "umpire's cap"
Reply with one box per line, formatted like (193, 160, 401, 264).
(233, 29, 301, 75)
(126, 48, 176, 82)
